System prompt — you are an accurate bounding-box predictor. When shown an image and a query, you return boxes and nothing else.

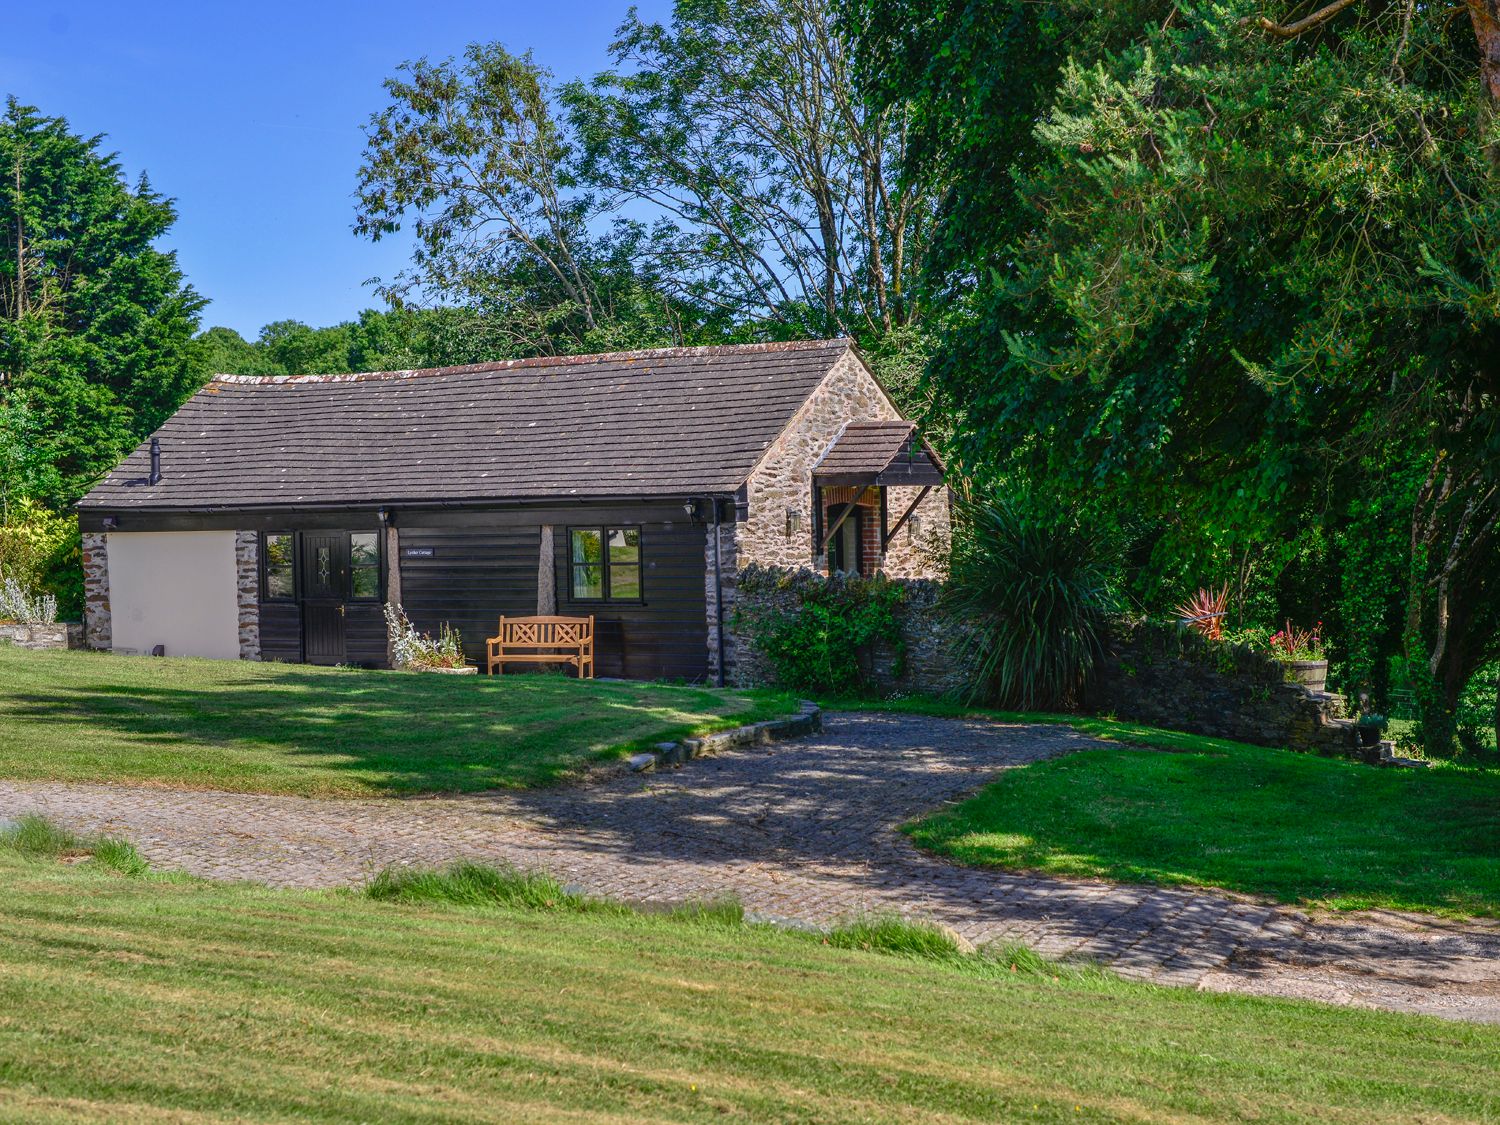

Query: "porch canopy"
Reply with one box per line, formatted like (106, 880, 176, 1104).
(811, 422, 944, 556)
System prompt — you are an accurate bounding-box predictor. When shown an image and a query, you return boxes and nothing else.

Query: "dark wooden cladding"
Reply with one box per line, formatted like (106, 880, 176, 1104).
(397, 525, 540, 668)
(343, 603, 387, 667)
(259, 602, 302, 662)
(138, 500, 713, 682)
(552, 512, 708, 681)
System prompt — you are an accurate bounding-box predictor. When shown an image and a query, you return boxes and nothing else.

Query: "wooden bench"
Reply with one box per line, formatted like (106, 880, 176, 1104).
(486, 615, 595, 678)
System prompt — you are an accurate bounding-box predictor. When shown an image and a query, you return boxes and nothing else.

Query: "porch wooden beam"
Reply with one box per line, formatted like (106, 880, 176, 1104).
(819, 496, 861, 553)
(882, 486, 932, 549)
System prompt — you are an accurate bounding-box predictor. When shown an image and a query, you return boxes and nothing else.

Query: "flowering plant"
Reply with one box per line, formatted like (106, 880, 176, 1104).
(1266, 620, 1324, 662)
(0, 573, 57, 624)
(384, 602, 467, 669)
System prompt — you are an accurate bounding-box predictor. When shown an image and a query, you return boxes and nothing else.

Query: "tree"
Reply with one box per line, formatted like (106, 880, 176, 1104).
(0, 98, 205, 505)
(565, 0, 936, 337)
(853, 2, 1500, 751)
(353, 5, 938, 360)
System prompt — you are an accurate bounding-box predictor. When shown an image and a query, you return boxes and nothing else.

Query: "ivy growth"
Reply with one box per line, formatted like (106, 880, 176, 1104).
(733, 565, 907, 698)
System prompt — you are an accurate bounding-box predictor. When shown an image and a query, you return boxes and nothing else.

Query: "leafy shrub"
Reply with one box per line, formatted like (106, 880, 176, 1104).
(0, 574, 57, 624)
(943, 495, 1118, 709)
(384, 603, 467, 669)
(1173, 585, 1228, 639)
(733, 567, 907, 697)
(0, 499, 79, 619)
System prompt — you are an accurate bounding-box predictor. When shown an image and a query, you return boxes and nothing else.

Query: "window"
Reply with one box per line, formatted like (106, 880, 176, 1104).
(262, 533, 294, 600)
(570, 526, 642, 601)
(349, 532, 381, 599)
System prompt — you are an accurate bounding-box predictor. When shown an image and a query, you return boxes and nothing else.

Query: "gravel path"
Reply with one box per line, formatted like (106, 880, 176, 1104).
(4, 711, 1497, 1024)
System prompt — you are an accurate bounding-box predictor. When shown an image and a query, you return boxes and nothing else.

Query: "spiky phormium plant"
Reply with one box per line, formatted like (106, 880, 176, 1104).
(1173, 585, 1229, 640)
(943, 495, 1118, 710)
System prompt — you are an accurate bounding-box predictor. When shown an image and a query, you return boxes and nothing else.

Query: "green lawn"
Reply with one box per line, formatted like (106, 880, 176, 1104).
(0, 646, 794, 797)
(905, 726, 1500, 919)
(1, 849, 1497, 1122)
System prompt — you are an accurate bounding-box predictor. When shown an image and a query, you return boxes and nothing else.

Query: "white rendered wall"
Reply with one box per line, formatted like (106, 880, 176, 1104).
(107, 531, 240, 659)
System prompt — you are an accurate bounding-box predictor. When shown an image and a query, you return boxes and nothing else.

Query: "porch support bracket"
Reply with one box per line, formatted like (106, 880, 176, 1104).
(882, 485, 932, 549)
(819, 496, 861, 553)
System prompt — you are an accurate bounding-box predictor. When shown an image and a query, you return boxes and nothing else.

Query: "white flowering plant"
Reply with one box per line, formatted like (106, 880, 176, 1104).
(0, 573, 57, 625)
(383, 602, 467, 669)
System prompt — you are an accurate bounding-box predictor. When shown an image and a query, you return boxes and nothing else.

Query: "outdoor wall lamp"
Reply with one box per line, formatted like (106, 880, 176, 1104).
(101, 516, 119, 530)
(785, 508, 802, 538)
(907, 514, 922, 541)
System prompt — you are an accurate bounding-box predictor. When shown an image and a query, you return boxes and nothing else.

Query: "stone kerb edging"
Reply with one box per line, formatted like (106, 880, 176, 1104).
(628, 700, 822, 772)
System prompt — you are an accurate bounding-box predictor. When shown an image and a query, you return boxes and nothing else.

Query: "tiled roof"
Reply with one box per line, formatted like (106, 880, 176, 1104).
(813, 421, 944, 487)
(80, 339, 856, 510)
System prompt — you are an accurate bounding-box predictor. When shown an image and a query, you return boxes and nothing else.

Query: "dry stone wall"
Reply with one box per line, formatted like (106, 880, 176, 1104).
(1084, 621, 1352, 754)
(726, 565, 975, 697)
(0, 623, 81, 650)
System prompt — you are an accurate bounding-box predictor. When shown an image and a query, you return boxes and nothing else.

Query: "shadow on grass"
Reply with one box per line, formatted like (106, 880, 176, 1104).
(0, 651, 792, 794)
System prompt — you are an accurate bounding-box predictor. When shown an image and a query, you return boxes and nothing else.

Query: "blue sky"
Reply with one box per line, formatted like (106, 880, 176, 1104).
(6, 1, 669, 337)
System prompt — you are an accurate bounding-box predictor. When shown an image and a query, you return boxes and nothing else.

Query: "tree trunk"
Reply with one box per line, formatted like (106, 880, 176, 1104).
(1470, 0, 1500, 167)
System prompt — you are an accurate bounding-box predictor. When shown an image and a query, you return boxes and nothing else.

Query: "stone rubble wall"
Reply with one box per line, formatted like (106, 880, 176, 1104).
(705, 520, 738, 684)
(0, 622, 82, 650)
(1083, 620, 1351, 754)
(726, 565, 976, 697)
(82, 532, 111, 650)
(234, 531, 261, 661)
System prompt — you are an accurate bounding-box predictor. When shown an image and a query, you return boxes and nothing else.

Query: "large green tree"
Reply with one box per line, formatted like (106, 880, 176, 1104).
(854, 1, 1500, 751)
(565, 0, 935, 338)
(0, 98, 204, 505)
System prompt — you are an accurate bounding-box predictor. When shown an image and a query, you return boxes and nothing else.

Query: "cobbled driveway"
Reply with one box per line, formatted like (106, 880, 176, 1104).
(3, 711, 1497, 1024)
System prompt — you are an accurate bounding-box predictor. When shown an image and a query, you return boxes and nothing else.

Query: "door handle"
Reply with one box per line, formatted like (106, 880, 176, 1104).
(339, 605, 346, 617)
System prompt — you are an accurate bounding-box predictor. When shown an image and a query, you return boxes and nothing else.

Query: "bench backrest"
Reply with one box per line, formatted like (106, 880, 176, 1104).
(497, 615, 593, 648)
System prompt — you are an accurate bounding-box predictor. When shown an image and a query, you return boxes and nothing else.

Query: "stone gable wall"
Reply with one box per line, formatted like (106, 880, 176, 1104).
(736, 349, 949, 576)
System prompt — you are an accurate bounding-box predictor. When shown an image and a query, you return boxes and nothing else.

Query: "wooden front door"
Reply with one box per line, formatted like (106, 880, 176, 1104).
(300, 533, 349, 665)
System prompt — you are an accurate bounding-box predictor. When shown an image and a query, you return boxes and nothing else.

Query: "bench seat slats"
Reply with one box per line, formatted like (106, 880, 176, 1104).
(486, 615, 595, 678)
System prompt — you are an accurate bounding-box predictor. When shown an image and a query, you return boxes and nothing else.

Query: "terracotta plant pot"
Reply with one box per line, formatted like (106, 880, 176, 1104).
(1286, 659, 1328, 692)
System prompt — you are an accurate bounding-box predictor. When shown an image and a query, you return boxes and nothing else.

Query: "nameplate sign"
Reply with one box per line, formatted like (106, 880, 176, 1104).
(401, 547, 436, 559)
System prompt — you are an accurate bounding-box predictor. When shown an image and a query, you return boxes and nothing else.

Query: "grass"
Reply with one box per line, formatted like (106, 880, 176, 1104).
(0, 846, 1497, 1121)
(1, 811, 151, 877)
(0, 646, 796, 797)
(827, 697, 1500, 917)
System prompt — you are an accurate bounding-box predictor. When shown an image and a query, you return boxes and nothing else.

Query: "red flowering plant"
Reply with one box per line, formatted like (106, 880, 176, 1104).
(1266, 620, 1324, 663)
